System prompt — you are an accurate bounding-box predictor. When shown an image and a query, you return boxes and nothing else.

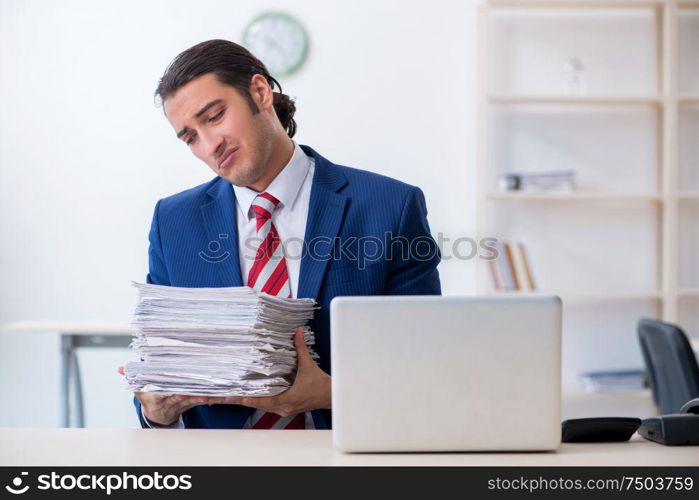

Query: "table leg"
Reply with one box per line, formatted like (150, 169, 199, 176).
(71, 348, 85, 428)
(58, 333, 131, 428)
(59, 335, 71, 428)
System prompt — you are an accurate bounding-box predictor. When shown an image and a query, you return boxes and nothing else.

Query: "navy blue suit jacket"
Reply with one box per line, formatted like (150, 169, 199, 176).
(134, 145, 441, 429)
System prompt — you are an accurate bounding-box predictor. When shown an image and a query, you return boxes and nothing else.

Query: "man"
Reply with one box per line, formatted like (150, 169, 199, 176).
(131, 39, 441, 430)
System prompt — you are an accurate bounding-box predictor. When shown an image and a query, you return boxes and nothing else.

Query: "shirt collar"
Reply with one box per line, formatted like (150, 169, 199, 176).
(232, 141, 311, 219)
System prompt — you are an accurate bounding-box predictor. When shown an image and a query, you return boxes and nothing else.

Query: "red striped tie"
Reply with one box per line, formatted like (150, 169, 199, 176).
(246, 192, 306, 429)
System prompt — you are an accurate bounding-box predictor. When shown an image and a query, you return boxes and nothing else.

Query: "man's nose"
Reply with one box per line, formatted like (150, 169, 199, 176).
(201, 131, 225, 161)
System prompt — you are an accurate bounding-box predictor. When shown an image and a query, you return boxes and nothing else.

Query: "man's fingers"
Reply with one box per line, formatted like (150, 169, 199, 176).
(170, 394, 229, 407)
(240, 397, 259, 408)
(243, 397, 258, 408)
(205, 396, 227, 404)
(293, 327, 313, 365)
(177, 398, 203, 412)
(175, 396, 212, 411)
(238, 395, 279, 411)
(221, 396, 245, 405)
(136, 392, 164, 406)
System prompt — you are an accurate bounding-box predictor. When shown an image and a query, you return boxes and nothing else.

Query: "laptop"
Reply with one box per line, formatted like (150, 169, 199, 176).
(330, 295, 561, 452)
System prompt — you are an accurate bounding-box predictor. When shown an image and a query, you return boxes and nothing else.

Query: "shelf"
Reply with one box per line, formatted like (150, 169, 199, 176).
(486, 1, 665, 8)
(486, 290, 663, 300)
(479, 0, 687, 325)
(488, 94, 662, 105)
(486, 192, 663, 201)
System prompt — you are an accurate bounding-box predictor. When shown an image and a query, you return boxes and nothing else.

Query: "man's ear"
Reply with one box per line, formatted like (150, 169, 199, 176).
(249, 74, 274, 111)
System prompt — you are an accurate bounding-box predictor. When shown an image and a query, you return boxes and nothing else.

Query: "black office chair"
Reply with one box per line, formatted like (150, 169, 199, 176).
(637, 318, 699, 414)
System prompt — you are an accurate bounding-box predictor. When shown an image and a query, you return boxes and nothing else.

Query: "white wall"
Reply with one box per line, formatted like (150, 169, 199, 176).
(0, 0, 478, 427)
(1, 1, 661, 429)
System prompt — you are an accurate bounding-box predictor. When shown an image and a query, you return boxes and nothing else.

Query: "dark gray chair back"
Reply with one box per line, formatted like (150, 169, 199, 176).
(637, 318, 699, 414)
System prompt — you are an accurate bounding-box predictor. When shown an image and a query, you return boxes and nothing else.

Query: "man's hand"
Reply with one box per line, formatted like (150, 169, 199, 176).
(222, 327, 331, 417)
(117, 366, 226, 426)
(136, 393, 221, 426)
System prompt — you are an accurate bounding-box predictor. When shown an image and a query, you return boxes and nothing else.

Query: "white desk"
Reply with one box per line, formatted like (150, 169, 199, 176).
(1, 320, 133, 428)
(0, 428, 697, 466)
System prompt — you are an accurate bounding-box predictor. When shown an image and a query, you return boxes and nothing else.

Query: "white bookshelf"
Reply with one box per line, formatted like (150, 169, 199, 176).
(489, 94, 663, 105)
(486, 192, 664, 201)
(477, 0, 699, 377)
(487, 1, 666, 7)
(486, 290, 663, 299)
(677, 0, 699, 336)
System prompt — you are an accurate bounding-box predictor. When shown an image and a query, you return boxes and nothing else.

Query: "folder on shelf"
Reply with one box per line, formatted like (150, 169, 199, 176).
(498, 170, 575, 194)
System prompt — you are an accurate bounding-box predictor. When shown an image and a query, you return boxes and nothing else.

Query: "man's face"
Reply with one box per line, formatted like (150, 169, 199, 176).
(163, 72, 276, 187)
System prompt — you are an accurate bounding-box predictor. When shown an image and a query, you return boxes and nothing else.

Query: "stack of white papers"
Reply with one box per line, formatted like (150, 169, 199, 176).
(125, 282, 318, 397)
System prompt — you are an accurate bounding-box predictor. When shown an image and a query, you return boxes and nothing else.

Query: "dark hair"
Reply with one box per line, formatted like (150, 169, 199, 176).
(154, 39, 297, 138)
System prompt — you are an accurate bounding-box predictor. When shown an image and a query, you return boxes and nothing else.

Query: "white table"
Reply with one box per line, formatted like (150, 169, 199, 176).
(1, 428, 696, 466)
(1, 320, 133, 428)
(0, 387, 687, 466)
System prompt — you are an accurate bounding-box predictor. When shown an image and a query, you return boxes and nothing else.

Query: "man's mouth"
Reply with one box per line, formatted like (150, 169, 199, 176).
(217, 147, 238, 170)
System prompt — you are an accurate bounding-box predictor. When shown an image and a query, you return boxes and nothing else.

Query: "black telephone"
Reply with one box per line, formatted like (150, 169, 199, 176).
(638, 398, 699, 446)
(562, 398, 699, 445)
(561, 417, 641, 443)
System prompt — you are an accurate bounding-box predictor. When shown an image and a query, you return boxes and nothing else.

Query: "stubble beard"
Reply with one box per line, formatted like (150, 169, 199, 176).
(227, 119, 276, 189)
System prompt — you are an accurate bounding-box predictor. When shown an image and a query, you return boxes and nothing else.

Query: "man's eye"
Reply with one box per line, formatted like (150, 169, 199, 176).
(209, 110, 224, 122)
(186, 136, 196, 145)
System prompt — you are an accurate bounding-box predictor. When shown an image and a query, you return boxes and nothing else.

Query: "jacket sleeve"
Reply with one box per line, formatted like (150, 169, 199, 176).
(146, 199, 171, 287)
(384, 186, 441, 296)
(134, 200, 172, 429)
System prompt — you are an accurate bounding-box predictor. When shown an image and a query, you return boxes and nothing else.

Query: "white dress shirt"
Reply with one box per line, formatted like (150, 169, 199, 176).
(232, 141, 314, 298)
(143, 141, 315, 429)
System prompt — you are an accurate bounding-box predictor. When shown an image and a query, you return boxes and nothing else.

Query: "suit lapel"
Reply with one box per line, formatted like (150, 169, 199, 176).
(200, 178, 243, 287)
(298, 145, 348, 300)
(199, 146, 348, 295)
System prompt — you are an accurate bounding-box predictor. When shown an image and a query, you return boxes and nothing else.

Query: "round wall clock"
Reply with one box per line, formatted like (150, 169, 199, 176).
(242, 12, 309, 77)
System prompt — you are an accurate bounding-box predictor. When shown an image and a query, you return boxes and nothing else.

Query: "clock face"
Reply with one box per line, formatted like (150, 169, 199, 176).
(243, 12, 308, 77)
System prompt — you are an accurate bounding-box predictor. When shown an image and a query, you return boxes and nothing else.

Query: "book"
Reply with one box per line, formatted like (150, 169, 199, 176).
(511, 243, 531, 291)
(487, 259, 502, 291)
(503, 243, 520, 290)
(516, 242, 537, 291)
(487, 240, 537, 292)
(495, 240, 516, 290)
